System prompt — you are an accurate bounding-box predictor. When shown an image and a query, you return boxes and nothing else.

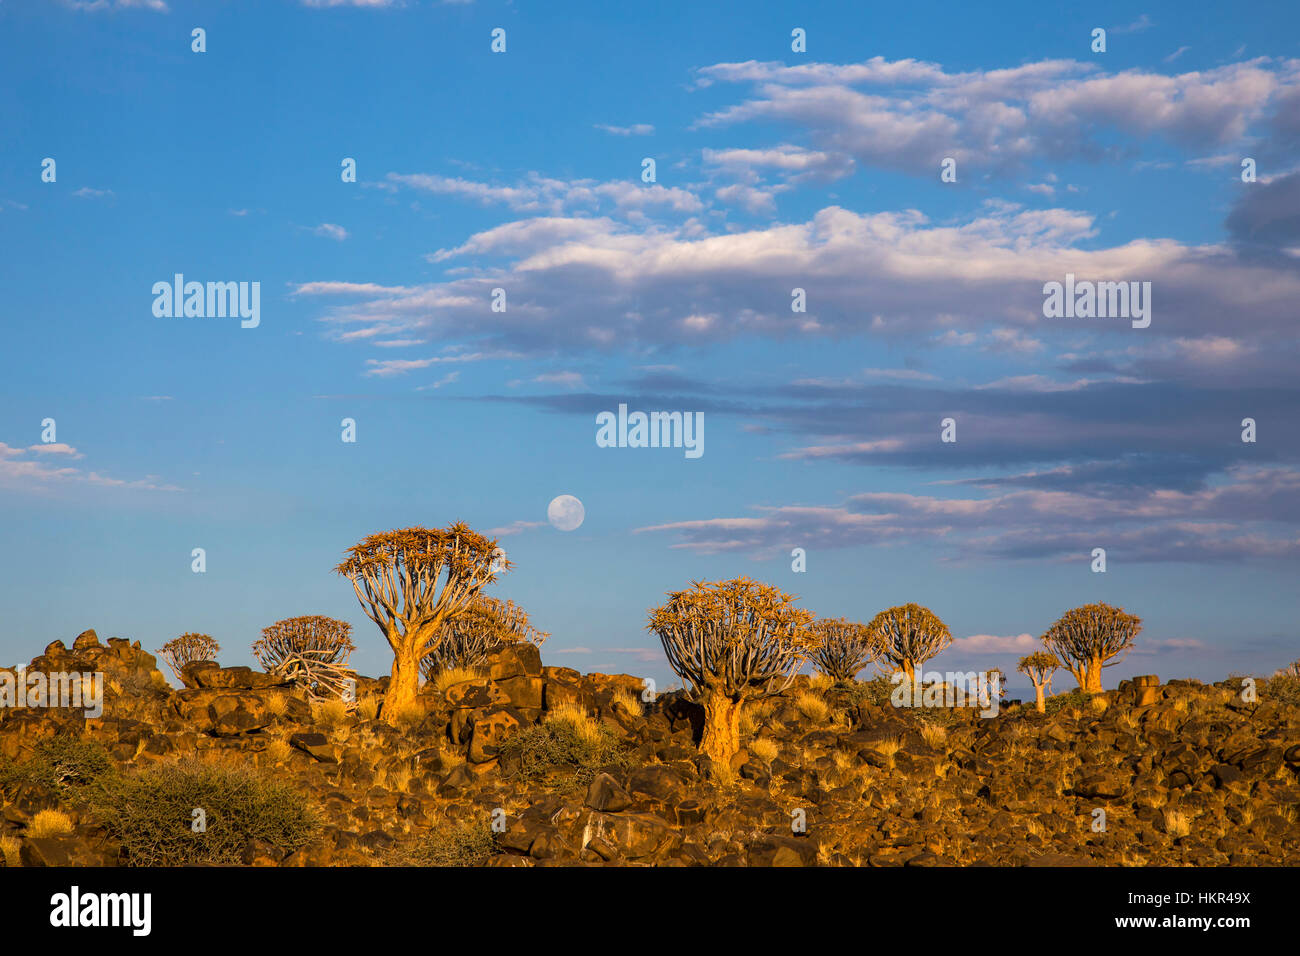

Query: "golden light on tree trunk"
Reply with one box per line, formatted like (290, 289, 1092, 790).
(1041, 602, 1141, 694)
(1018, 651, 1060, 713)
(866, 603, 952, 682)
(646, 577, 815, 775)
(336, 522, 505, 724)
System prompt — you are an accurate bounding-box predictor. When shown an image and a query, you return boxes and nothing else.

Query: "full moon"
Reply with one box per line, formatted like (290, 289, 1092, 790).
(547, 494, 585, 532)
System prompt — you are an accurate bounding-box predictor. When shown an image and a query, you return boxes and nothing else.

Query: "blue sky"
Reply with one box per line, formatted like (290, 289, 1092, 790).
(2, 0, 1298, 694)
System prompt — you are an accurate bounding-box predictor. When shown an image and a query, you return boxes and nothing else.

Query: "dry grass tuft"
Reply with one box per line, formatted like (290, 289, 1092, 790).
(312, 698, 350, 730)
(1163, 809, 1192, 838)
(389, 764, 413, 793)
(919, 722, 948, 748)
(432, 666, 484, 696)
(29, 809, 74, 839)
(543, 703, 603, 747)
(875, 736, 902, 758)
(749, 737, 779, 763)
(612, 688, 643, 716)
(795, 692, 830, 722)
(265, 738, 292, 764)
(808, 672, 834, 693)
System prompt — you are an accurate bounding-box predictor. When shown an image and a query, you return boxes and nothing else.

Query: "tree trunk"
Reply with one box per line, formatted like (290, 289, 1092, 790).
(1082, 656, 1104, 694)
(382, 647, 421, 724)
(1034, 683, 1046, 713)
(901, 661, 916, 683)
(700, 694, 742, 772)
(1068, 664, 1087, 693)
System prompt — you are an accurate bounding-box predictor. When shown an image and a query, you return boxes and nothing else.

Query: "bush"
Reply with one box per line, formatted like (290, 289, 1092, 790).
(1264, 673, 1300, 707)
(840, 675, 896, 709)
(1044, 689, 1091, 718)
(89, 759, 319, 866)
(497, 715, 629, 783)
(413, 820, 499, 867)
(0, 736, 113, 797)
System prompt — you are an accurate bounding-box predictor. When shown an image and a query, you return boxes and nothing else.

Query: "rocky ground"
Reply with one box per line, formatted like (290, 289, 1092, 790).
(2, 630, 1297, 866)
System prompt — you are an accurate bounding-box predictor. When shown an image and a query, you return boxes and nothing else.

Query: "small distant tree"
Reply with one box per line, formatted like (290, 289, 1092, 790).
(647, 577, 815, 772)
(1276, 659, 1300, 678)
(420, 595, 548, 679)
(867, 603, 952, 682)
(1041, 602, 1141, 694)
(252, 616, 355, 701)
(810, 617, 881, 682)
(157, 633, 220, 684)
(336, 523, 504, 723)
(1018, 651, 1060, 713)
(985, 666, 1008, 702)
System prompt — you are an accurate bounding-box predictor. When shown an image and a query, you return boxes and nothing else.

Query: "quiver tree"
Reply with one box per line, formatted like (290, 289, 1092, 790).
(420, 595, 548, 680)
(336, 523, 505, 723)
(647, 577, 815, 772)
(252, 616, 356, 701)
(157, 633, 220, 684)
(1041, 602, 1141, 694)
(810, 617, 881, 681)
(866, 603, 952, 682)
(1018, 651, 1060, 713)
(985, 666, 1008, 702)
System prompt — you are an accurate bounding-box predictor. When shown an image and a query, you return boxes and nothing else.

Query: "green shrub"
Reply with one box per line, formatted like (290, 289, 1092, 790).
(839, 675, 896, 709)
(1044, 689, 1091, 717)
(89, 759, 319, 866)
(1264, 674, 1300, 707)
(413, 820, 499, 867)
(497, 720, 629, 783)
(0, 736, 113, 796)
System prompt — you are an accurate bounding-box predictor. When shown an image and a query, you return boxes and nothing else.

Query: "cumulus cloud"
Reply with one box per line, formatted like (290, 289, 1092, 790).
(693, 55, 1296, 176)
(295, 199, 1300, 361)
(634, 466, 1300, 563)
(950, 633, 1040, 654)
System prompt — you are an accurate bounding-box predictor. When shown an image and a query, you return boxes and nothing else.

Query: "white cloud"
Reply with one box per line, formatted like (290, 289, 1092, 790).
(313, 223, 349, 241)
(64, 0, 168, 11)
(297, 200, 1300, 362)
(595, 123, 655, 136)
(0, 442, 178, 492)
(693, 56, 1294, 176)
(950, 633, 1040, 654)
